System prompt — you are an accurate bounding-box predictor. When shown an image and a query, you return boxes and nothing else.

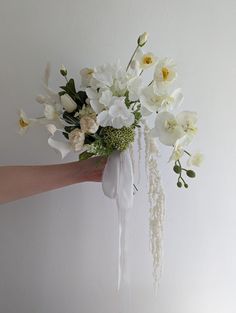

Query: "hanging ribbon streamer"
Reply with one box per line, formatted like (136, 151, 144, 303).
(102, 149, 134, 312)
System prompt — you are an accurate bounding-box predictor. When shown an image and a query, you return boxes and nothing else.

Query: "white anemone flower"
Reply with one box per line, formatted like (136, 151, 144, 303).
(135, 48, 157, 70)
(154, 58, 177, 87)
(187, 152, 204, 167)
(140, 85, 184, 114)
(150, 112, 185, 146)
(97, 96, 134, 129)
(176, 111, 198, 138)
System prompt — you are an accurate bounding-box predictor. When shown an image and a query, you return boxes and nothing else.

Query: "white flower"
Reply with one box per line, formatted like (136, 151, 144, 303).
(80, 68, 94, 88)
(176, 111, 198, 138)
(168, 136, 191, 162)
(68, 128, 85, 152)
(138, 32, 148, 46)
(90, 62, 129, 96)
(150, 112, 185, 146)
(97, 96, 134, 129)
(135, 48, 157, 70)
(48, 137, 73, 159)
(80, 116, 99, 134)
(46, 124, 57, 136)
(140, 85, 184, 114)
(127, 77, 142, 101)
(18, 109, 35, 135)
(187, 152, 204, 167)
(85, 88, 104, 113)
(44, 104, 59, 120)
(154, 58, 177, 87)
(60, 94, 77, 113)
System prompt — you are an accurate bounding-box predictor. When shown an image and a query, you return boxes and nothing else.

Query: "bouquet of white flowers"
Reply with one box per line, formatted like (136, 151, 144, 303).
(19, 32, 202, 292)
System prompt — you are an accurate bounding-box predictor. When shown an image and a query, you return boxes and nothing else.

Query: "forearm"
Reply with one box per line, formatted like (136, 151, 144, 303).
(0, 158, 106, 204)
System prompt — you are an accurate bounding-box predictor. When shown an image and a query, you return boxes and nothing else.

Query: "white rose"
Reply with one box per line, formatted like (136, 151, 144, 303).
(68, 129, 85, 152)
(61, 94, 77, 113)
(80, 116, 99, 134)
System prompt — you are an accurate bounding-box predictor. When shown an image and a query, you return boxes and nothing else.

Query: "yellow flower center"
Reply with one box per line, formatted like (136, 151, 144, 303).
(162, 67, 170, 81)
(164, 119, 177, 132)
(143, 56, 153, 65)
(19, 118, 29, 128)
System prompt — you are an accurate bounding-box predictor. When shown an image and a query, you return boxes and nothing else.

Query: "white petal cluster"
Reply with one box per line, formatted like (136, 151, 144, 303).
(85, 62, 139, 129)
(151, 111, 198, 146)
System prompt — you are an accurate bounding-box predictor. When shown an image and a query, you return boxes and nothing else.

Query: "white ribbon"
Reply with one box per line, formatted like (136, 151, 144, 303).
(102, 149, 134, 298)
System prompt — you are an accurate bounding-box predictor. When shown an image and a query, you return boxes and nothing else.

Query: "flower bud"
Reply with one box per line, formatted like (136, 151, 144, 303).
(61, 94, 77, 113)
(177, 181, 182, 188)
(60, 64, 67, 76)
(138, 32, 148, 47)
(184, 183, 189, 188)
(173, 165, 181, 174)
(186, 170, 196, 178)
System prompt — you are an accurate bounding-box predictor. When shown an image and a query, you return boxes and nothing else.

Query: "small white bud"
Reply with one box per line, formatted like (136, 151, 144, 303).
(60, 64, 67, 76)
(138, 32, 148, 47)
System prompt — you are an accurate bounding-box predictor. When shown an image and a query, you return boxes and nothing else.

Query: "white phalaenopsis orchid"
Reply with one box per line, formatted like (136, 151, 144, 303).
(168, 135, 192, 162)
(140, 84, 184, 114)
(176, 111, 198, 138)
(97, 96, 134, 129)
(187, 152, 204, 167)
(151, 112, 185, 146)
(151, 111, 198, 146)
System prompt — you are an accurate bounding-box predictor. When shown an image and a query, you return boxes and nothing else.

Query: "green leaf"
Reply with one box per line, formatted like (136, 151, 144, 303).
(67, 78, 76, 93)
(79, 151, 94, 161)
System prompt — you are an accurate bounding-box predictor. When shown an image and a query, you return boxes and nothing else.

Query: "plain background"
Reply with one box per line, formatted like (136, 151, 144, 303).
(0, 0, 236, 312)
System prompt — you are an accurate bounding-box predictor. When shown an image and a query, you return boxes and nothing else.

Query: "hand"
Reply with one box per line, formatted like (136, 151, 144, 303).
(77, 156, 107, 182)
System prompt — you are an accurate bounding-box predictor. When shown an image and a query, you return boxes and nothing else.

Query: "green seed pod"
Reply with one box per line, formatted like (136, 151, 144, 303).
(102, 126, 135, 151)
(173, 165, 181, 174)
(184, 183, 189, 188)
(177, 181, 182, 188)
(186, 170, 196, 178)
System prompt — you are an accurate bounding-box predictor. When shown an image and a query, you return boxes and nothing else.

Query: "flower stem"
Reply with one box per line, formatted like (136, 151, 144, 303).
(126, 45, 139, 72)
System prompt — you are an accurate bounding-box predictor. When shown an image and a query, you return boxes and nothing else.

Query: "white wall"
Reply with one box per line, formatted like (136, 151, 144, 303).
(0, 0, 236, 312)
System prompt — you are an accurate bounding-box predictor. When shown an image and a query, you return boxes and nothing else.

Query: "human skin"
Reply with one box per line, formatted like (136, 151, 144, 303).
(0, 157, 107, 204)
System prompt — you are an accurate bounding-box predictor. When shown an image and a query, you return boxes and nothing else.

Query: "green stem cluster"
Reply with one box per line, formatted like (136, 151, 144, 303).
(173, 159, 196, 189)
